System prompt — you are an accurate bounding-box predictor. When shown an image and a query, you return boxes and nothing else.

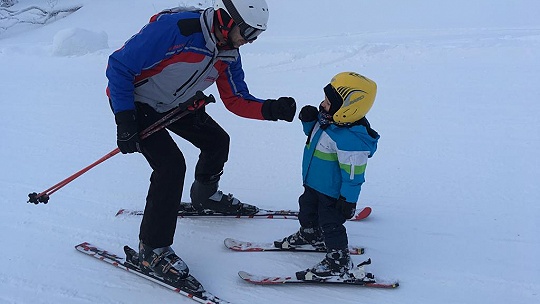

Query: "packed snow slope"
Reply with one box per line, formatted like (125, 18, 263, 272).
(1, 0, 539, 303)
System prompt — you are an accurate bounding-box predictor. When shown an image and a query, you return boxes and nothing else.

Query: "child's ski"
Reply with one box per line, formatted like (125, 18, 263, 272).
(238, 270, 399, 288)
(224, 238, 364, 255)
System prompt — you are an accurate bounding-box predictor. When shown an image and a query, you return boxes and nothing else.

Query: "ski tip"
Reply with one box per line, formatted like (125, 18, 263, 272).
(351, 206, 372, 221)
(75, 242, 90, 249)
(238, 271, 251, 280)
(223, 238, 239, 249)
(238, 271, 277, 285)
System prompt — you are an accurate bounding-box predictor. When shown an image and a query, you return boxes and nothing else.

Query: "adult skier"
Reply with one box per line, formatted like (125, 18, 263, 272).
(106, 0, 296, 283)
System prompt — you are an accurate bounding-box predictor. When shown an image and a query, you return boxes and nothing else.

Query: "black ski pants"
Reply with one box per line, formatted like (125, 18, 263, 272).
(136, 103, 230, 248)
(298, 185, 348, 251)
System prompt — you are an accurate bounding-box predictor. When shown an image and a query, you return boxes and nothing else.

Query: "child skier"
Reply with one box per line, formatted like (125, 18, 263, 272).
(274, 72, 380, 280)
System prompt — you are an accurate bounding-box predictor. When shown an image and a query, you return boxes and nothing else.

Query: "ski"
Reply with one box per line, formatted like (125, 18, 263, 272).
(75, 242, 229, 304)
(238, 271, 398, 288)
(224, 238, 364, 255)
(238, 259, 398, 288)
(116, 203, 371, 222)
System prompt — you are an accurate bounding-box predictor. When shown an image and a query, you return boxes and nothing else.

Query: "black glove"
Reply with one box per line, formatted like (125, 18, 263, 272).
(262, 97, 296, 122)
(298, 105, 318, 122)
(115, 110, 141, 154)
(186, 91, 216, 111)
(335, 196, 357, 219)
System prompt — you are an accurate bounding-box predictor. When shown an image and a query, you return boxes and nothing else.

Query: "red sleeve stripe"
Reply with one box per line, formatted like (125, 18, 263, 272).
(215, 61, 265, 120)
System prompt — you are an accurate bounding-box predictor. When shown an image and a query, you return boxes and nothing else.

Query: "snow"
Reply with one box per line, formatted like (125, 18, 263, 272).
(1, 0, 539, 303)
(52, 28, 108, 56)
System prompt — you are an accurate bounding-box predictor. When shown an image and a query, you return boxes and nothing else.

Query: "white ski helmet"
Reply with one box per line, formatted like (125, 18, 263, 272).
(214, 0, 269, 41)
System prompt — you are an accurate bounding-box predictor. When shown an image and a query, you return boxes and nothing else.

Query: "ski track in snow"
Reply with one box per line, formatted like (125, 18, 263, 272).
(245, 28, 540, 73)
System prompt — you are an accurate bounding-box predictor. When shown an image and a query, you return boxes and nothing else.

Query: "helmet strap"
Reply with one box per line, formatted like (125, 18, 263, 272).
(215, 9, 235, 47)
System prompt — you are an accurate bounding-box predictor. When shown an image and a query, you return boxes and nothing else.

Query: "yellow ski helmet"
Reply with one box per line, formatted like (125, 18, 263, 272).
(323, 72, 377, 124)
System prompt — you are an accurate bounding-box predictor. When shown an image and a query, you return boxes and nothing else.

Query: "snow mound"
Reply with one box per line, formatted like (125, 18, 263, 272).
(52, 27, 108, 56)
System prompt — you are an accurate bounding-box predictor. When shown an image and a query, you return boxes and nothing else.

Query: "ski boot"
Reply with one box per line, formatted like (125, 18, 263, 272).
(295, 248, 368, 281)
(138, 242, 190, 283)
(274, 227, 325, 250)
(190, 180, 259, 215)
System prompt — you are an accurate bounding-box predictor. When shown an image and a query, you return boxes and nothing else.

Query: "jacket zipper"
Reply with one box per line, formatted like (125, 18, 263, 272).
(172, 55, 215, 100)
(173, 70, 199, 96)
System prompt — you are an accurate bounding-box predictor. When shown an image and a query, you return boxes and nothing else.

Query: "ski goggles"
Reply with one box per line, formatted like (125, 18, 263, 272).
(221, 0, 264, 42)
(237, 22, 264, 42)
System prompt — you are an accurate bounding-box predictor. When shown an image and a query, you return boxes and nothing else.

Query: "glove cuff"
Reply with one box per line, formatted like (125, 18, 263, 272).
(114, 110, 137, 125)
(261, 100, 277, 121)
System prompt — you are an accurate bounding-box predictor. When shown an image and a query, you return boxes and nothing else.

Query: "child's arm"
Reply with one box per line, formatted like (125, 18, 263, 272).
(336, 150, 371, 203)
(301, 120, 317, 136)
(299, 105, 319, 136)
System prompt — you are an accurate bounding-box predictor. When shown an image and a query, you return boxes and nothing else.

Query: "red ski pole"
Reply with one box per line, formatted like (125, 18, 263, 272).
(28, 92, 215, 204)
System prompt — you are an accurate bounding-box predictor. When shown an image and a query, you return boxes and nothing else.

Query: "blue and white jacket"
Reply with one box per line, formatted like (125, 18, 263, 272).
(301, 120, 380, 203)
(106, 7, 266, 119)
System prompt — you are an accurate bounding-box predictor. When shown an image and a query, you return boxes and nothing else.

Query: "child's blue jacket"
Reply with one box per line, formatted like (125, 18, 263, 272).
(301, 120, 380, 203)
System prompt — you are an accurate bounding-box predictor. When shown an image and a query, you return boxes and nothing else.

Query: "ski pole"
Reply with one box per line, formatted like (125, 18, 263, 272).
(27, 92, 215, 204)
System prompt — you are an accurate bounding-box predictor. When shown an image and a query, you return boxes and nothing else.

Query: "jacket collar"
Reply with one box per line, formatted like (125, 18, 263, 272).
(201, 8, 218, 53)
